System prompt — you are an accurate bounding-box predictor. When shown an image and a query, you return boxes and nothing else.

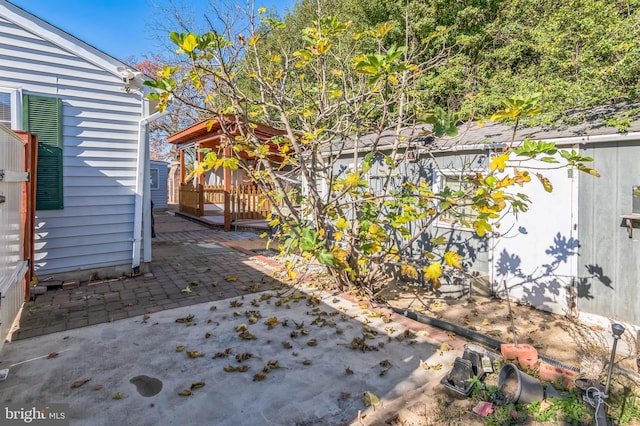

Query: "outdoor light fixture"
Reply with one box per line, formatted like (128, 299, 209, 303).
(604, 323, 625, 396)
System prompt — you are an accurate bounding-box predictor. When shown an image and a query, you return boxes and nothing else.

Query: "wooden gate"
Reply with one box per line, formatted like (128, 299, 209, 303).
(0, 126, 36, 349)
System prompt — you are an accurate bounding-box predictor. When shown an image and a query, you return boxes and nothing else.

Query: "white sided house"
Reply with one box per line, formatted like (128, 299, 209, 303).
(0, 0, 163, 281)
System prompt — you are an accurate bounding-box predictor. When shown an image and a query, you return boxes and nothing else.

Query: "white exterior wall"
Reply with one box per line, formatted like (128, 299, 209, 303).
(489, 154, 579, 316)
(0, 11, 145, 276)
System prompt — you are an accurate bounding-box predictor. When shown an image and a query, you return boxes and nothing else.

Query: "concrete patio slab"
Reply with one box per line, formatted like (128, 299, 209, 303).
(0, 285, 466, 425)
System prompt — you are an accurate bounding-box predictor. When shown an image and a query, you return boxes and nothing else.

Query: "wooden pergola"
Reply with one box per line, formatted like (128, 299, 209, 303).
(167, 116, 288, 231)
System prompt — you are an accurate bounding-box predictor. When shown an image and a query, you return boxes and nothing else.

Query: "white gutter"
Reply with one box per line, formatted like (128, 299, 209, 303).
(132, 102, 166, 273)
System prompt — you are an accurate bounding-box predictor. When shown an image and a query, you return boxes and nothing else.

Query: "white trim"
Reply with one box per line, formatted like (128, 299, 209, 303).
(0, 86, 23, 130)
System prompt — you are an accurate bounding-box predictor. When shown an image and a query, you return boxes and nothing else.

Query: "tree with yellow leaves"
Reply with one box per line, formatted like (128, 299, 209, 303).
(144, 3, 597, 296)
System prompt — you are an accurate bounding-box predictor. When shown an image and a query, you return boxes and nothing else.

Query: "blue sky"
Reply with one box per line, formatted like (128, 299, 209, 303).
(9, 0, 297, 61)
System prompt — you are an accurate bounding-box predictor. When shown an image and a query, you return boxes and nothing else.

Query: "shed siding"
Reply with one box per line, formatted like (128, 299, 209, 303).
(578, 142, 640, 324)
(330, 149, 490, 276)
(0, 15, 143, 275)
(150, 161, 168, 209)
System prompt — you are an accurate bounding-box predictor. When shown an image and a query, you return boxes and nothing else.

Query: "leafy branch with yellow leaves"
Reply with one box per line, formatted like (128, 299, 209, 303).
(144, 5, 597, 297)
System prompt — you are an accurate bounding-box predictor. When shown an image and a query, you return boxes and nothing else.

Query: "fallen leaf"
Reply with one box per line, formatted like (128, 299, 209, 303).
(264, 317, 279, 329)
(307, 339, 317, 347)
(210, 305, 217, 311)
(482, 318, 490, 326)
(205, 333, 212, 339)
(175, 314, 194, 323)
(253, 371, 268, 381)
(282, 341, 292, 349)
(178, 389, 192, 396)
(47, 352, 58, 359)
(230, 300, 243, 308)
(235, 324, 248, 332)
(225, 275, 237, 281)
(266, 360, 280, 369)
(438, 343, 452, 355)
(213, 348, 232, 358)
(176, 345, 185, 352)
(71, 378, 91, 388)
(181, 287, 191, 294)
(238, 330, 257, 340)
(190, 382, 205, 391)
(345, 367, 354, 375)
(362, 391, 381, 407)
(379, 360, 392, 368)
(419, 360, 442, 370)
(540, 399, 554, 412)
(224, 365, 250, 373)
(112, 392, 124, 400)
(186, 351, 203, 358)
(235, 353, 253, 363)
(302, 360, 312, 366)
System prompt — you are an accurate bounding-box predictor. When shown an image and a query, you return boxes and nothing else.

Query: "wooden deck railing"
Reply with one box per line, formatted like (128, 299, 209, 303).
(232, 184, 272, 219)
(203, 185, 225, 204)
(179, 184, 203, 216)
(180, 183, 276, 220)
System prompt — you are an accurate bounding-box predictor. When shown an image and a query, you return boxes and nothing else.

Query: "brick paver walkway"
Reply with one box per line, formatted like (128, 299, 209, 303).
(11, 212, 281, 340)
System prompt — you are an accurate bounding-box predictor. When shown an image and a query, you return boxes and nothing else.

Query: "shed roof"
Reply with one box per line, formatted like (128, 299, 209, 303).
(167, 116, 289, 161)
(331, 102, 640, 154)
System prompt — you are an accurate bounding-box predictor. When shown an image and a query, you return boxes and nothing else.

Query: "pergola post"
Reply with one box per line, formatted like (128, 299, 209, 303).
(179, 150, 185, 184)
(197, 146, 205, 216)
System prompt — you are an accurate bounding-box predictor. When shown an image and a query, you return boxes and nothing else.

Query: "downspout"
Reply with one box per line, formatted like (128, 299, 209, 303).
(132, 95, 166, 273)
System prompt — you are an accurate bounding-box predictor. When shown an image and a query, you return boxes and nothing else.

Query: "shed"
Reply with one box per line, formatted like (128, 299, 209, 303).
(150, 160, 168, 210)
(321, 104, 640, 327)
(0, 0, 163, 281)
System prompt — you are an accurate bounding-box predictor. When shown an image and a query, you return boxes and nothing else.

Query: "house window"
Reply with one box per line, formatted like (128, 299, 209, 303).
(0, 87, 22, 129)
(23, 94, 64, 210)
(150, 168, 159, 190)
(435, 172, 478, 226)
(0, 92, 10, 128)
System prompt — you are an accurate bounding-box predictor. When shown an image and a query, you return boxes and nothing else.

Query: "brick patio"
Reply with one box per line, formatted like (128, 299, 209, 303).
(11, 211, 282, 340)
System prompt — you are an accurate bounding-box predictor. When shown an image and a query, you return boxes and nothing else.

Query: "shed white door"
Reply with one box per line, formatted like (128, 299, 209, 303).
(489, 160, 578, 315)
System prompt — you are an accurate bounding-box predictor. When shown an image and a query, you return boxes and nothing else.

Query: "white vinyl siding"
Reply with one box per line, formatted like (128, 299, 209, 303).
(0, 12, 144, 275)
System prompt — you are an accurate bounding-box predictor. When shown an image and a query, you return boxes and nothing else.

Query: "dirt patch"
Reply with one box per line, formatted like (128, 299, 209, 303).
(380, 281, 638, 374)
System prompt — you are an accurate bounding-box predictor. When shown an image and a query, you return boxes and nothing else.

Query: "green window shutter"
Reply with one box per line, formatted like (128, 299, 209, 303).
(23, 94, 63, 210)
